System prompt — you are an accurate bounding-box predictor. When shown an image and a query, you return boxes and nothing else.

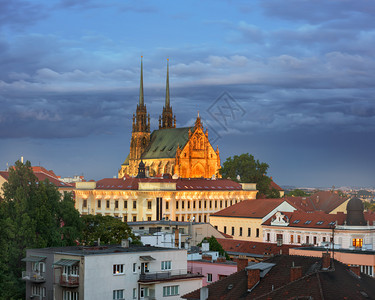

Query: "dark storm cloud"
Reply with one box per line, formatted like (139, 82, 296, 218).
(0, 0, 46, 30)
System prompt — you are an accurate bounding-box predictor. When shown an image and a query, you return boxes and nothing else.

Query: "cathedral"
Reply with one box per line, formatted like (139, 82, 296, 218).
(118, 59, 221, 178)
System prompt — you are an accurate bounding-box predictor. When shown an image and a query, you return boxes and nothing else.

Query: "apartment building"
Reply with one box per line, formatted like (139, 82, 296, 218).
(22, 242, 203, 300)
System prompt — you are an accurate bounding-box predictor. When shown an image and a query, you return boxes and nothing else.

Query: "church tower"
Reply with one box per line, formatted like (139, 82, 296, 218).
(159, 59, 176, 129)
(129, 57, 150, 174)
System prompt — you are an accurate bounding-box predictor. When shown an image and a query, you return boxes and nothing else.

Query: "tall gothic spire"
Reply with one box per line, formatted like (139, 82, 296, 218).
(139, 56, 144, 106)
(165, 58, 170, 108)
(159, 59, 176, 129)
(132, 56, 150, 133)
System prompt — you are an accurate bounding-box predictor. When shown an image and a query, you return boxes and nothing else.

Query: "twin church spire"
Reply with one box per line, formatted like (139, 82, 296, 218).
(159, 59, 176, 129)
(133, 57, 175, 134)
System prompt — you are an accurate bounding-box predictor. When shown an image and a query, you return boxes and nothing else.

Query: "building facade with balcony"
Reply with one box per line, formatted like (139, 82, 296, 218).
(23, 243, 203, 300)
(74, 178, 257, 223)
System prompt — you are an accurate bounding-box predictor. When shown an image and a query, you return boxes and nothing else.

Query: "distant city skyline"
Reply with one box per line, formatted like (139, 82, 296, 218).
(0, 0, 374, 187)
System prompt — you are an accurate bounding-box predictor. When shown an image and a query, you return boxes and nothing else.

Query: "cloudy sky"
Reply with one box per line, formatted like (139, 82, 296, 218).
(1, 0, 374, 188)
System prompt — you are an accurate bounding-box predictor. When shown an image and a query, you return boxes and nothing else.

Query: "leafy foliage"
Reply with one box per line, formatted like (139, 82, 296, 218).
(219, 153, 280, 198)
(198, 236, 230, 260)
(287, 189, 310, 197)
(81, 214, 141, 245)
(0, 161, 83, 299)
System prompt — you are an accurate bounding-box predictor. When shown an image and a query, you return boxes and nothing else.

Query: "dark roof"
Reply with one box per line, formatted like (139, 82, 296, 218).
(217, 238, 299, 257)
(211, 199, 294, 218)
(183, 255, 375, 300)
(141, 127, 192, 159)
(94, 177, 243, 191)
(28, 244, 181, 256)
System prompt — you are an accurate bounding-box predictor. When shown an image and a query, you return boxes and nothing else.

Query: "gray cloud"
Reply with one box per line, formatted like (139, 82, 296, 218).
(0, 0, 46, 30)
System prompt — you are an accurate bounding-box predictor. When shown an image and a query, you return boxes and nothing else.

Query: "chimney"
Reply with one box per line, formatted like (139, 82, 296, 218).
(322, 252, 330, 270)
(216, 256, 226, 263)
(290, 266, 303, 282)
(202, 254, 212, 261)
(349, 266, 361, 277)
(247, 269, 260, 291)
(236, 258, 248, 272)
(121, 239, 129, 248)
(200, 286, 209, 300)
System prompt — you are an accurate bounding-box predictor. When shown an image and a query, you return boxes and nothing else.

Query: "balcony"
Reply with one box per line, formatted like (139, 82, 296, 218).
(58, 275, 79, 287)
(22, 271, 46, 283)
(139, 268, 203, 282)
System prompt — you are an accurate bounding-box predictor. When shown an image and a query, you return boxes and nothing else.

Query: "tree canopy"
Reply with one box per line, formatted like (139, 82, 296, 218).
(287, 189, 310, 197)
(81, 214, 141, 245)
(0, 160, 83, 299)
(219, 153, 280, 198)
(199, 236, 230, 260)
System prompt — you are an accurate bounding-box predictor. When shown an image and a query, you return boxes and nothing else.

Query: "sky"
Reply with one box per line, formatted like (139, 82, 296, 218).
(0, 0, 374, 188)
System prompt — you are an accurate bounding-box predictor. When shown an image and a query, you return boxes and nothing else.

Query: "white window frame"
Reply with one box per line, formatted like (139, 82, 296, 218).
(133, 263, 137, 273)
(133, 288, 137, 299)
(207, 273, 212, 282)
(140, 287, 149, 298)
(113, 264, 124, 275)
(63, 290, 78, 300)
(113, 289, 124, 300)
(161, 261, 172, 270)
(163, 285, 179, 296)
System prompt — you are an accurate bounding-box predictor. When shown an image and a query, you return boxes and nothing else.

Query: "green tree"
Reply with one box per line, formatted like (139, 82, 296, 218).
(219, 153, 279, 198)
(199, 236, 230, 260)
(287, 189, 309, 197)
(0, 160, 82, 300)
(81, 214, 140, 245)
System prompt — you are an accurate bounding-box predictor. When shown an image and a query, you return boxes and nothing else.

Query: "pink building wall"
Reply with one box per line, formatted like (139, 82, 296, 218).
(290, 248, 375, 276)
(188, 260, 237, 286)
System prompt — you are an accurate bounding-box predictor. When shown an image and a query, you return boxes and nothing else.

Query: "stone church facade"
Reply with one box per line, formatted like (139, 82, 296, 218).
(118, 59, 221, 178)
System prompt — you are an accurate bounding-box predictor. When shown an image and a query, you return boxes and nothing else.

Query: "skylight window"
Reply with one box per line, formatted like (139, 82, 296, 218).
(304, 220, 312, 224)
(293, 220, 300, 224)
(316, 221, 324, 225)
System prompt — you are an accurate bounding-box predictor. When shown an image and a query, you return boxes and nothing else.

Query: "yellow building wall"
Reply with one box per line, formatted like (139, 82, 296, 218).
(209, 216, 264, 242)
(0, 176, 6, 197)
(330, 199, 350, 214)
(74, 182, 257, 224)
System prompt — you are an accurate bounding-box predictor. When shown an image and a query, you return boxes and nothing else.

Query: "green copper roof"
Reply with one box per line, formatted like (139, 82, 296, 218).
(141, 127, 192, 159)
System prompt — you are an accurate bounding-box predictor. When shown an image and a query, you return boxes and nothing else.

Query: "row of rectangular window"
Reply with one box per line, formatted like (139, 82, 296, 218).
(113, 261, 171, 275)
(175, 215, 208, 222)
(175, 200, 238, 210)
(222, 226, 259, 237)
(83, 200, 139, 209)
(266, 233, 330, 245)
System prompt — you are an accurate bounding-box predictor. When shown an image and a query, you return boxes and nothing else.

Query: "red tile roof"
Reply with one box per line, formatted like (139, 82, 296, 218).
(0, 167, 73, 188)
(262, 211, 347, 228)
(0, 171, 9, 180)
(217, 238, 298, 257)
(95, 178, 244, 191)
(270, 180, 282, 191)
(210, 199, 295, 218)
(285, 191, 348, 213)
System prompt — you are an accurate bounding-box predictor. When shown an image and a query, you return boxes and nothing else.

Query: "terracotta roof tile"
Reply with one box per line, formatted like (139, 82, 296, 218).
(95, 178, 243, 191)
(285, 191, 348, 213)
(0, 167, 73, 188)
(217, 238, 299, 256)
(211, 199, 293, 218)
